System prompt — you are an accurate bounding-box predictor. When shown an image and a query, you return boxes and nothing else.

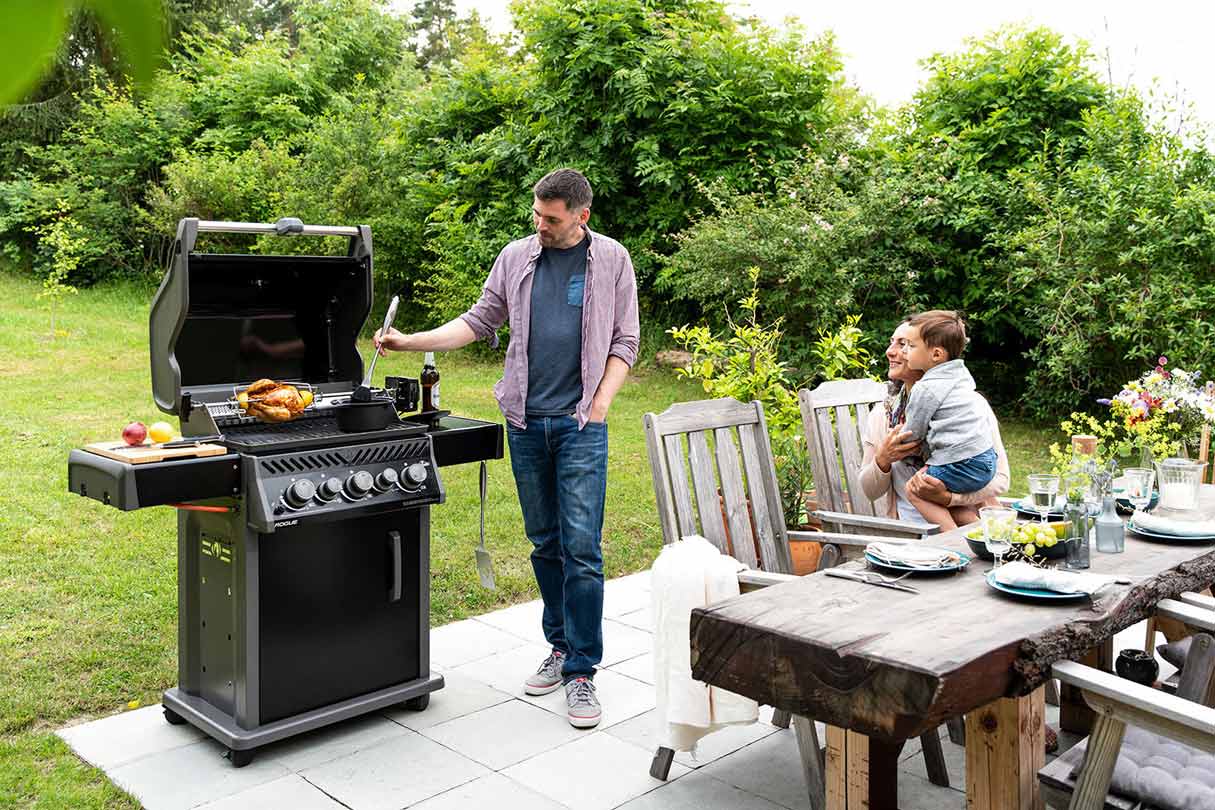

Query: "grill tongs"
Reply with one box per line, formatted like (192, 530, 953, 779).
(353, 294, 399, 402)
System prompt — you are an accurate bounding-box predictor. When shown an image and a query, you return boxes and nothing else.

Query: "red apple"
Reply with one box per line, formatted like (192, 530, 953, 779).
(122, 421, 148, 446)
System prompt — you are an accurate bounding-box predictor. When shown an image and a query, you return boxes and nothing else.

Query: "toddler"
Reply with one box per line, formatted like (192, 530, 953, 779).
(900, 310, 996, 530)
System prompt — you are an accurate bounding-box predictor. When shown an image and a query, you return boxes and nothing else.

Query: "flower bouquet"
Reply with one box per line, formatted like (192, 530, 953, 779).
(1101, 357, 1215, 461)
(1050, 357, 1215, 492)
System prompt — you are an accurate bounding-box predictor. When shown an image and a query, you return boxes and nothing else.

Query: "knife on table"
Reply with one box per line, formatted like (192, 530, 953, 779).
(824, 568, 919, 594)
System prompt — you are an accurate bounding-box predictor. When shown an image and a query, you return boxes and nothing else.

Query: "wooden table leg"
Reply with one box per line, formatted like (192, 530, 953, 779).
(965, 686, 1046, 810)
(824, 725, 903, 810)
(1060, 639, 1113, 734)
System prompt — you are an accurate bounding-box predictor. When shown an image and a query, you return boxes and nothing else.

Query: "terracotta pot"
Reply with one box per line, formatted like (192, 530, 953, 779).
(789, 538, 823, 575)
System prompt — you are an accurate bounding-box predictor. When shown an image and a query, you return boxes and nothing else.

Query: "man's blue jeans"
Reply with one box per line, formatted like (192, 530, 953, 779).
(507, 415, 608, 682)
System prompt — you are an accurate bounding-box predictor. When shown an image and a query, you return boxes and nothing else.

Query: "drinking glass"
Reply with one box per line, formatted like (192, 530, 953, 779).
(980, 506, 1016, 569)
(1027, 474, 1061, 524)
(1122, 467, 1155, 513)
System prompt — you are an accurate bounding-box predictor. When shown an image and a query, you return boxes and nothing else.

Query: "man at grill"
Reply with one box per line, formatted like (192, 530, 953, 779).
(375, 168, 640, 729)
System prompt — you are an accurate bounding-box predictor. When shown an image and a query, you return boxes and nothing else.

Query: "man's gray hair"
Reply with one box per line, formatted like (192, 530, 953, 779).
(533, 168, 593, 212)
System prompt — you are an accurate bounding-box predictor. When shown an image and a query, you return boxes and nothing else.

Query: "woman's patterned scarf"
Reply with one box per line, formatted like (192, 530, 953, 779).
(885, 381, 908, 428)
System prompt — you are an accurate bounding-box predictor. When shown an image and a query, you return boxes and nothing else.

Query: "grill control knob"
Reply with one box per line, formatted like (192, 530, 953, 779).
(375, 468, 399, 492)
(316, 477, 343, 502)
(345, 471, 374, 499)
(283, 479, 316, 509)
(404, 463, 428, 486)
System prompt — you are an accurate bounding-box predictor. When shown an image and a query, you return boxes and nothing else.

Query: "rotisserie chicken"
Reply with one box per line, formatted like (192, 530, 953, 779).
(238, 379, 310, 422)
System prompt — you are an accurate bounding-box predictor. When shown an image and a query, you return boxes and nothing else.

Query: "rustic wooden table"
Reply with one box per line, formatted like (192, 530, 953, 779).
(689, 487, 1215, 810)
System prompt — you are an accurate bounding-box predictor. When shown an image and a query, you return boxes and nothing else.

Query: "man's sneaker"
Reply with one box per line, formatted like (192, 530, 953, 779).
(524, 650, 566, 695)
(565, 677, 601, 728)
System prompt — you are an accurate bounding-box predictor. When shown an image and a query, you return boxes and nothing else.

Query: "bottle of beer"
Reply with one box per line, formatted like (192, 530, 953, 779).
(421, 352, 440, 411)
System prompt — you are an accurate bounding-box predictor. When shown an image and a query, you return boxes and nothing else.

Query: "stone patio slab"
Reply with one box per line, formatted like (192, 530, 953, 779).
(408, 772, 570, 810)
(502, 730, 690, 810)
(194, 775, 347, 810)
(382, 669, 513, 731)
(300, 730, 490, 810)
(261, 714, 408, 772)
(429, 617, 530, 668)
(107, 739, 289, 810)
(56, 704, 205, 771)
(419, 698, 584, 770)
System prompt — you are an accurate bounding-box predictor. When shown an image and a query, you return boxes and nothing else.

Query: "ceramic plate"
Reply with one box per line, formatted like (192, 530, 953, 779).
(1010, 499, 1065, 519)
(984, 571, 1088, 601)
(865, 549, 970, 574)
(1126, 522, 1215, 544)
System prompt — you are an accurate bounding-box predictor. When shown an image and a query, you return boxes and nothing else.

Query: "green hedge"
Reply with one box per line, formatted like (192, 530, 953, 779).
(3, 9, 1214, 417)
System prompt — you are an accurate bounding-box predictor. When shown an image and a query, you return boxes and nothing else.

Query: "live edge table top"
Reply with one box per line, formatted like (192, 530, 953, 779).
(689, 490, 1215, 742)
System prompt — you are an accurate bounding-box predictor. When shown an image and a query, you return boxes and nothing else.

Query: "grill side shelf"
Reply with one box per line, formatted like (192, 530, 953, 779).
(427, 416, 504, 467)
(68, 449, 241, 510)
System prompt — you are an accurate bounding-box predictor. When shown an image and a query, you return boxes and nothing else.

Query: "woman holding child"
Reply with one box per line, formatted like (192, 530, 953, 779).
(859, 310, 1010, 529)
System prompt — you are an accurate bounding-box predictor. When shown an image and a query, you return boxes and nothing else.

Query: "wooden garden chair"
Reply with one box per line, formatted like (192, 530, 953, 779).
(797, 380, 941, 562)
(642, 397, 951, 798)
(1039, 595, 1215, 810)
(798, 378, 969, 760)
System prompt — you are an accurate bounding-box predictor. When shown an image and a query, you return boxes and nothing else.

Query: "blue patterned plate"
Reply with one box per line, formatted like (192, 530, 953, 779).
(865, 549, 971, 574)
(985, 571, 1087, 601)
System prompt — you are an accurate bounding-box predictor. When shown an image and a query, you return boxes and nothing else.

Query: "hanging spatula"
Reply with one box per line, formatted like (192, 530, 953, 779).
(353, 294, 399, 402)
(475, 460, 496, 589)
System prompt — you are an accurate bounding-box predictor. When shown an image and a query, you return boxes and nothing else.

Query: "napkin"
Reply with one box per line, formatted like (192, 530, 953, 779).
(866, 542, 961, 569)
(1130, 510, 1215, 537)
(992, 560, 1116, 595)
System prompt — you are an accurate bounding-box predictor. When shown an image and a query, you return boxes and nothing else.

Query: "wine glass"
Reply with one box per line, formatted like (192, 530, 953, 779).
(1123, 467, 1155, 514)
(980, 506, 1016, 569)
(1027, 473, 1060, 525)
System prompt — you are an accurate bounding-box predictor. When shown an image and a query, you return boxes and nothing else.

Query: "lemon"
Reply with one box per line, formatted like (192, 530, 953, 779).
(300, 390, 314, 407)
(148, 421, 174, 443)
(237, 391, 249, 409)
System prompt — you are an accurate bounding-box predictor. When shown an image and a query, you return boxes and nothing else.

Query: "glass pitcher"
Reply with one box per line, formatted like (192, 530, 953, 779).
(1154, 457, 1207, 512)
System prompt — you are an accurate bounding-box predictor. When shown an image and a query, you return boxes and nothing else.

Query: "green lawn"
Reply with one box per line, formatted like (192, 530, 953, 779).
(0, 271, 1057, 807)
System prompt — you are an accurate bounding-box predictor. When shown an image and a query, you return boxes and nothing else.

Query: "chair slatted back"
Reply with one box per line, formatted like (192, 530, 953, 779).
(798, 379, 891, 519)
(643, 398, 792, 574)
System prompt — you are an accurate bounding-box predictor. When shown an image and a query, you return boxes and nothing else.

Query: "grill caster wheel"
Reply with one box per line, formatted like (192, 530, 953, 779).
(163, 707, 185, 726)
(227, 748, 255, 768)
(404, 694, 430, 711)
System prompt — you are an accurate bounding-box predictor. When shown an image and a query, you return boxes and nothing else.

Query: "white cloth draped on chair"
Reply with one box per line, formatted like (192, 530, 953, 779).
(652, 535, 758, 752)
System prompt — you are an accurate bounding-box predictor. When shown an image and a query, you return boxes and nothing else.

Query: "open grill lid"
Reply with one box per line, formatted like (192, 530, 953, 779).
(150, 218, 375, 416)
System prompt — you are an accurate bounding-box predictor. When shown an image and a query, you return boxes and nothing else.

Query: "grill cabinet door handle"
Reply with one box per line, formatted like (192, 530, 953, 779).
(388, 531, 402, 603)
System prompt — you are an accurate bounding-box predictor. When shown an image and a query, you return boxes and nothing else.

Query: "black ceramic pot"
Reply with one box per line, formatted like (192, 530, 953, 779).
(1115, 648, 1159, 686)
(336, 398, 398, 432)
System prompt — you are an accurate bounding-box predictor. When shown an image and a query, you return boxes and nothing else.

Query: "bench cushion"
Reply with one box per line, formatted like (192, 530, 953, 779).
(1062, 726, 1215, 810)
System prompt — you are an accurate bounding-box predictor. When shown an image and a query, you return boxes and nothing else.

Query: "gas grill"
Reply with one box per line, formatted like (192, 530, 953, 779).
(67, 218, 502, 767)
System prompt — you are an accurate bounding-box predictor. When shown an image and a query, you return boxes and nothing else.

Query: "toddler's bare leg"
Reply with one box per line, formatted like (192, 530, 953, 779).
(906, 489, 957, 531)
(950, 505, 979, 527)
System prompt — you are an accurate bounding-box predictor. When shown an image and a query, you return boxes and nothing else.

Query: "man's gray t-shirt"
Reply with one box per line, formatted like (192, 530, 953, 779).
(525, 236, 588, 415)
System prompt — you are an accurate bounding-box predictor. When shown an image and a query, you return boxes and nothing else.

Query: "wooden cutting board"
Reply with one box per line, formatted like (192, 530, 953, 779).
(84, 440, 229, 464)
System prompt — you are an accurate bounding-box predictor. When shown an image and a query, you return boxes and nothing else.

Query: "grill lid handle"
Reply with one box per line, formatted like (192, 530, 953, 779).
(195, 219, 362, 238)
(274, 217, 304, 235)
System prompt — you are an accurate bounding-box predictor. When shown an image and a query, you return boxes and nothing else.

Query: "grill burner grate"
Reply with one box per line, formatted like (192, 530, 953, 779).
(220, 414, 426, 454)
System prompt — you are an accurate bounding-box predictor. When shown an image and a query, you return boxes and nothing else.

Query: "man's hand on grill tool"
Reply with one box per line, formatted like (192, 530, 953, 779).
(374, 326, 410, 356)
(374, 319, 478, 355)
